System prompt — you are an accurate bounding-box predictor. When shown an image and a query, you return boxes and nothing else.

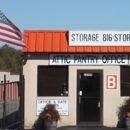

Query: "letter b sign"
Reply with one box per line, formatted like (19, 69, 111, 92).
(106, 75, 117, 90)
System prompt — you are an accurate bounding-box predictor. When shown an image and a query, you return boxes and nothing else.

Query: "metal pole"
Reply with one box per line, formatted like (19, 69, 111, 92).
(19, 74, 24, 130)
(3, 74, 6, 129)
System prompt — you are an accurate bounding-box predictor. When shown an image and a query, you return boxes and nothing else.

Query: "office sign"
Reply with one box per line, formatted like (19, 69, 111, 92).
(69, 30, 130, 46)
(37, 100, 68, 116)
(50, 54, 128, 65)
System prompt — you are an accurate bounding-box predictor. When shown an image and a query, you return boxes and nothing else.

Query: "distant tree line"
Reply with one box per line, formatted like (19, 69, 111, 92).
(0, 44, 23, 74)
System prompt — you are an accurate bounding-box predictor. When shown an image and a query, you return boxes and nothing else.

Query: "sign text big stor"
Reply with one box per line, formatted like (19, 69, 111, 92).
(69, 30, 130, 46)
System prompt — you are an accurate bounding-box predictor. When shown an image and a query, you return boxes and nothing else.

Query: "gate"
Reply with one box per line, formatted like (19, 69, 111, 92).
(0, 75, 24, 130)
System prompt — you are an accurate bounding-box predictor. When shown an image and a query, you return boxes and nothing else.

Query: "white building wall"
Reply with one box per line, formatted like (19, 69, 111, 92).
(0, 71, 19, 82)
(23, 53, 129, 129)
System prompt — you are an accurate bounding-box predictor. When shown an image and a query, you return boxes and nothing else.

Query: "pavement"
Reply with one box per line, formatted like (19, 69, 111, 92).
(31, 126, 127, 130)
(31, 118, 127, 130)
(57, 126, 126, 130)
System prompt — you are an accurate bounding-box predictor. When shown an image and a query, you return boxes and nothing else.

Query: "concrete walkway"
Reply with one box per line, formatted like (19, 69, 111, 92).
(31, 118, 127, 130)
(26, 126, 127, 130)
(27, 127, 126, 130)
(57, 126, 126, 130)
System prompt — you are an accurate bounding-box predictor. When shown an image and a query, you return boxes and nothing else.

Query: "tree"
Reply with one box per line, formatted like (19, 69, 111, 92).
(0, 44, 23, 74)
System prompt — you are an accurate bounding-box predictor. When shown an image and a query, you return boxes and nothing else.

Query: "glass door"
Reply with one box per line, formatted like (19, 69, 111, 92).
(77, 70, 103, 126)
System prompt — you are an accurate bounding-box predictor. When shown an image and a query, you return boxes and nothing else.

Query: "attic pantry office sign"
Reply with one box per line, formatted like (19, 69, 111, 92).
(69, 30, 130, 46)
(50, 54, 128, 65)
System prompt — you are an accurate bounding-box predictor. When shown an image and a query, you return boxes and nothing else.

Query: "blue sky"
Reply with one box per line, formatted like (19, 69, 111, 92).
(1, 0, 130, 49)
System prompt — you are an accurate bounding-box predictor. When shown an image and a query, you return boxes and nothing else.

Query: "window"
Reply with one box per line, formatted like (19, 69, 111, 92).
(121, 66, 130, 96)
(37, 66, 68, 96)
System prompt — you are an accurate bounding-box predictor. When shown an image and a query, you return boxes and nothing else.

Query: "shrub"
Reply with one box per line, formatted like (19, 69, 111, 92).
(123, 97, 130, 118)
(39, 104, 61, 121)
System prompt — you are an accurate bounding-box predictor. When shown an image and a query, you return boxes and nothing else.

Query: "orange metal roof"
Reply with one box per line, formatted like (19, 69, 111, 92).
(22, 30, 130, 53)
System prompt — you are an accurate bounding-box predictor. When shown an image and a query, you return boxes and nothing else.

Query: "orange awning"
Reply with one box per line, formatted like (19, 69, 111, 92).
(22, 30, 130, 53)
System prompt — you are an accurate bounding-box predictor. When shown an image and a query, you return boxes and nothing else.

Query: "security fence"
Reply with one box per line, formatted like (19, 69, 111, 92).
(0, 75, 24, 130)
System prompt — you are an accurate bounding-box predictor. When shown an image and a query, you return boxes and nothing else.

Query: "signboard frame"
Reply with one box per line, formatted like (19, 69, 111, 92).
(36, 100, 69, 116)
(69, 30, 130, 46)
(50, 54, 128, 65)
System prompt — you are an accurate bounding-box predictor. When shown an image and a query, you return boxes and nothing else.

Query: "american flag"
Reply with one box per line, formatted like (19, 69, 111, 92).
(0, 10, 28, 48)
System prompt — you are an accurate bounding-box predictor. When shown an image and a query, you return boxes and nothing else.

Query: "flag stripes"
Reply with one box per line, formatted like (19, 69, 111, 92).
(0, 24, 21, 39)
(0, 32, 20, 41)
(0, 10, 28, 48)
(0, 38, 27, 48)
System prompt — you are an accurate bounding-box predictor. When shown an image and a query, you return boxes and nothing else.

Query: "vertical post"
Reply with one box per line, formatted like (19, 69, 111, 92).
(3, 74, 6, 129)
(19, 74, 24, 130)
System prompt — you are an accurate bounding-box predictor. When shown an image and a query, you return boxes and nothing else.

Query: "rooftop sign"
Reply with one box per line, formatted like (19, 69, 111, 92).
(69, 30, 130, 46)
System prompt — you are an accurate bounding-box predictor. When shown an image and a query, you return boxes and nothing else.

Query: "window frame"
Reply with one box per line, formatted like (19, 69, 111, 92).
(37, 65, 68, 97)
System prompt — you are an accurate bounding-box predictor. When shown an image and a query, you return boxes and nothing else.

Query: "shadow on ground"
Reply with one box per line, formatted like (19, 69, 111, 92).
(57, 126, 126, 130)
(25, 126, 126, 130)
